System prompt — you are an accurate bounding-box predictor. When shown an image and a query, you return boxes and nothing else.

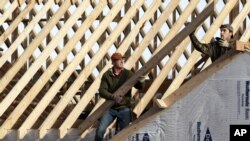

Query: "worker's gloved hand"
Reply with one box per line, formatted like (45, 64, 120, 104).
(184, 21, 190, 26)
(112, 94, 123, 104)
(216, 37, 230, 48)
(138, 76, 146, 83)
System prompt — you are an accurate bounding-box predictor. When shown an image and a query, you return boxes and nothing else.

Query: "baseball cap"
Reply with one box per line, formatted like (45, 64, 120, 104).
(111, 52, 125, 60)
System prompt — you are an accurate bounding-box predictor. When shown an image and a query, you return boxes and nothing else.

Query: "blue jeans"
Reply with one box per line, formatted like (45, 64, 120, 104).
(95, 107, 131, 141)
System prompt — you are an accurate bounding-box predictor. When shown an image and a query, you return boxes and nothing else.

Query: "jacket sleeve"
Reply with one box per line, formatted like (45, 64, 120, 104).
(99, 74, 114, 100)
(190, 33, 211, 55)
(134, 80, 145, 90)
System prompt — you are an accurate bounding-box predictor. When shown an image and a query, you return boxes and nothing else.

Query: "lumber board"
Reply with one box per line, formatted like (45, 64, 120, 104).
(78, 1, 214, 134)
(235, 41, 250, 51)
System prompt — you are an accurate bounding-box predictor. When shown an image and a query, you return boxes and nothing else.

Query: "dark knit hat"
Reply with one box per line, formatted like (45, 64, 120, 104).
(220, 24, 233, 33)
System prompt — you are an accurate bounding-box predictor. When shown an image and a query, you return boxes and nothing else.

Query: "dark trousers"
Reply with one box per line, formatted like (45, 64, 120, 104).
(95, 107, 130, 141)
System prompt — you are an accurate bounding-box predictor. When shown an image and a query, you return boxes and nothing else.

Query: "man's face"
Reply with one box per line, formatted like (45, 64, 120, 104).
(220, 28, 233, 41)
(112, 59, 125, 69)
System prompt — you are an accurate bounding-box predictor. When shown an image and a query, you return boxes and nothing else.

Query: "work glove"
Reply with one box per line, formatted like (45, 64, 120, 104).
(112, 94, 123, 104)
(138, 76, 146, 83)
(216, 37, 230, 48)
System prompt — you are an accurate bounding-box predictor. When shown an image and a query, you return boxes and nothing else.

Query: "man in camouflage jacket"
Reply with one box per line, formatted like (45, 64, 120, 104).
(190, 24, 235, 62)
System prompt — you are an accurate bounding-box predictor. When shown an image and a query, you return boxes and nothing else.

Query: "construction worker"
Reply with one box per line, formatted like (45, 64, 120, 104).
(95, 52, 145, 141)
(189, 24, 235, 62)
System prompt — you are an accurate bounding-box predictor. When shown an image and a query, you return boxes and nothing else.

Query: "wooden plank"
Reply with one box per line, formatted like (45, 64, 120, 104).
(158, 0, 239, 103)
(133, 0, 200, 117)
(58, 0, 157, 138)
(235, 41, 250, 52)
(0, 1, 36, 44)
(77, 1, 214, 135)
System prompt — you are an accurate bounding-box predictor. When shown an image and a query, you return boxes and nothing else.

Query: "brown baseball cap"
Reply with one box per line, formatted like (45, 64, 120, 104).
(111, 52, 125, 60)
(220, 24, 233, 33)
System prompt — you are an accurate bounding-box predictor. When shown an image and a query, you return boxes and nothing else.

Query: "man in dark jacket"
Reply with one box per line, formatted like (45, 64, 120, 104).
(189, 24, 235, 62)
(95, 52, 145, 141)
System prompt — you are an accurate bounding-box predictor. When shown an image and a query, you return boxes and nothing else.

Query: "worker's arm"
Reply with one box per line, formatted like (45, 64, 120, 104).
(190, 33, 211, 55)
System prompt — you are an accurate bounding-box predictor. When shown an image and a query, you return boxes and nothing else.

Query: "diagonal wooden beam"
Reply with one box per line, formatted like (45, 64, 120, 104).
(78, 1, 214, 135)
